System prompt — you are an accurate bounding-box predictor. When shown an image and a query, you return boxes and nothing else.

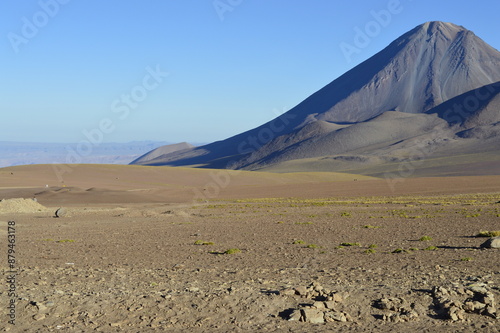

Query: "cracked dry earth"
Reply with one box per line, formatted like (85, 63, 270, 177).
(1, 193, 499, 332)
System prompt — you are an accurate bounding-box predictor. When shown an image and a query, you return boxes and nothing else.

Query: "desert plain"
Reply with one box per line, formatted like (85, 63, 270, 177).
(0, 164, 499, 332)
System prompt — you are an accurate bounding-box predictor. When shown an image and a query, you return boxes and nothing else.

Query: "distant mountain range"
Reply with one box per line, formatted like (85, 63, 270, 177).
(132, 22, 500, 176)
(0, 141, 173, 168)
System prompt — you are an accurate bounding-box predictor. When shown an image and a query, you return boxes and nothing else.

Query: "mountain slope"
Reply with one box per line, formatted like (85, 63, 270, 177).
(130, 142, 194, 165)
(132, 21, 500, 172)
(256, 81, 500, 174)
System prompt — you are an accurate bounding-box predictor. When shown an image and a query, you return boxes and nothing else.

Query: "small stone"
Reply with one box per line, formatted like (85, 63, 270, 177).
(312, 301, 325, 309)
(172, 264, 185, 270)
(463, 301, 475, 312)
(33, 313, 46, 321)
(332, 293, 343, 303)
(469, 285, 489, 295)
(295, 286, 308, 296)
(433, 286, 450, 298)
(374, 297, 404, 311)
(301, 308, 325, 324)
(324, 301, 336, 309)
(280, 288, 295, 296)
(287, 309, 302, 321)
(313, 284, 324, 293)
(384, 313, 402, 323)
(448, 307, 465, 321)
(324, 311, 347, 322)
(55, 207, 67, 218)
(480, 236, 500, 249)
(44, 301, 55, 307)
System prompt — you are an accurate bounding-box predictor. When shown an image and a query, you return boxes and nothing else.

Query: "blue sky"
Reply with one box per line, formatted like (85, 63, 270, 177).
(1, 0, 500, 144)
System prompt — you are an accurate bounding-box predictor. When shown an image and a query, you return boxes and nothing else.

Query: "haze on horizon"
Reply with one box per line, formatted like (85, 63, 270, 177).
(2, 0, 500, 144)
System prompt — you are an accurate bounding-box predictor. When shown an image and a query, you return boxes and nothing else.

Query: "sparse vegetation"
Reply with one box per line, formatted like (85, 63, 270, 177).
(363, 225, 380, 229)
(340, 212, 352, 217)
(419, 236, 432, 241)
(340, 242, 361, 247)
(224, 248, 241, 255)
(392, 248, 405, 253)
(364, 249, 376, 254)
(461, 257, 473, 261)
(424, 246, 438, 251)
(306, 244, 318, 249)
(56, 239, 75, 243)
(293, 240, 305, 245)
(206, 204, 228, 209)
(368, 244, 377, 249)
(476, 230, 500, 237)
(194, 240, 214, 245)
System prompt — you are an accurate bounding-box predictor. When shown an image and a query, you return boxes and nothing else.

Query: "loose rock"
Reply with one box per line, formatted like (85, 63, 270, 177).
(480, 236, 500, 249)
(55, 207, 67, 218)
(324, 311, 348, 322)
(301, 308, 325, 324)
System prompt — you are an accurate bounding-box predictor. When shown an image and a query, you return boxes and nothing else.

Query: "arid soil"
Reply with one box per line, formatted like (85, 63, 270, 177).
(0, 165, 499, 332)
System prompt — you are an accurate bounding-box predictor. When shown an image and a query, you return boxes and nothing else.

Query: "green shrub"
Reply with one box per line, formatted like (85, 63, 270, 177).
(476, 231, 500, 237)
(419, 236, 432, 241)
(224, 248, 241, 255)
(194, 240, 214, 245)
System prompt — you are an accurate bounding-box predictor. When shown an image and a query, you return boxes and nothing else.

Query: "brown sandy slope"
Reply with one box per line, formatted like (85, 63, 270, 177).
(0, 164, 376, 206)
(2, 164, 500, 206)
(0, 164, 499, 332)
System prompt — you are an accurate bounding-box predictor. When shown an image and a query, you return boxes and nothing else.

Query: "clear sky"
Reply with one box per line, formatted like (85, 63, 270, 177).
(2, 0, 500, 144)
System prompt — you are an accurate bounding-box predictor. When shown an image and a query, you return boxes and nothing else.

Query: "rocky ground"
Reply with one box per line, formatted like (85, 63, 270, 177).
(1, 193, 499, 332)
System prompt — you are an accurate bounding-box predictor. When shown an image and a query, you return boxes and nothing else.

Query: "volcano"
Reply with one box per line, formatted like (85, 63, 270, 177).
(132, 22, 500, 176)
